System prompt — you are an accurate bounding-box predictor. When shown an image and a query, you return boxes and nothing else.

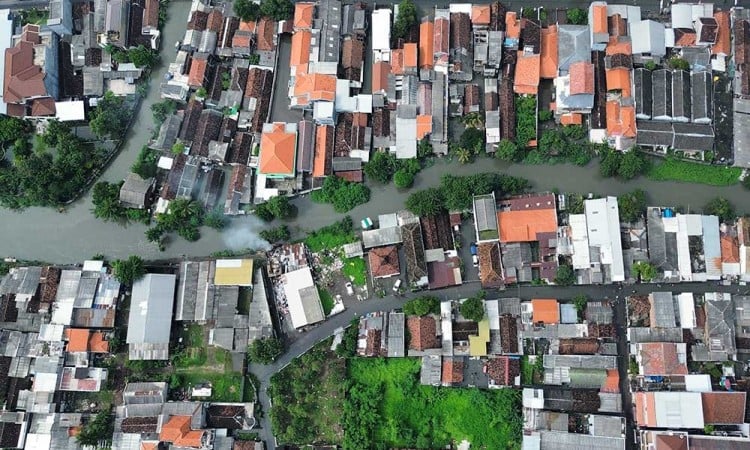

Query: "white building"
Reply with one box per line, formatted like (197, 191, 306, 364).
(126, 274, 176, 360)
(568, 197, 625, 283)
(282, 267, 325, 329)
(372, 8, 392, 62)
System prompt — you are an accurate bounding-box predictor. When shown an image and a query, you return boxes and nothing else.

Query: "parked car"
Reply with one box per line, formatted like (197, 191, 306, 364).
(469, 242, 478, 255)
(472, 254, 479, 267)
(345, 282, 354, 296)
(393, 279, 402, 293)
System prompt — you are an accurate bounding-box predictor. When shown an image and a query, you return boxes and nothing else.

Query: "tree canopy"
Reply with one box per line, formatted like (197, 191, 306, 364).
(234, 0, 261, 21)
(394, 168, 415, 188)
(248, 337, 284, 364)
(599, 148, 648, 180)
(403, 296, 440, 316)
(393, 0, 418, 41)
(567, 8, 587, 25)
(76, 410, 113, 447)
(311, 176, 370, 212)
(460, 127, 485, 154)
(91, 181, 126, 223)
(460, 294, 486, 322)
(554, 264, 576, 286)
(618, 189, 647, 223)
(704, 197, 735, 223)
(260, 225, 291, 244)
(112, 255, 146, 286)
(260, 0, 294, 21)
(632, 261, 657, 282)
(90, 91, 130, 139)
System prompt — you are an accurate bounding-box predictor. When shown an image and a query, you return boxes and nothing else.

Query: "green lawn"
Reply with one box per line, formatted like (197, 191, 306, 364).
(269, 339, 345, 446)
(347, 358, 522, 449)
(342, 257, 367, 286)
(318, 288, 334, 315)
(173, 371, 243, 402)
(647, 158, 742, 186)
(172, 323, 207, 368)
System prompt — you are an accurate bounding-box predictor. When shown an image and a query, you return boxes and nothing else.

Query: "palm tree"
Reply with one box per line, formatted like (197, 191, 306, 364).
(455, 147, 472, 164)
(461, 112, 484, 130)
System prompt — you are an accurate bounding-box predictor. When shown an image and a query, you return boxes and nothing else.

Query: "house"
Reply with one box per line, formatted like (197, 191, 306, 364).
(407, 316, 439, 352)
(635, 342, 688, 376)
(102, 0, 130, 48)
(486, 356, 520, 387)
(629, 20, 666, 56)
(473, 193, 499, 243)
(65, 328, 109, 354)
(589, 2, 609, 49)
(449, 12, 472, 81)
(395, 104, 417, 159)
(282, 267, 324, 329)
(48, 0, 73, 37)
(313, 124, 333, 177)
(259, 122, 297, 178)
(214, 259, 253, 286)
(531, 299, 560, 325)
(442, 356, 464, 386)
(540, 25, 558, 79)
(569, 197, 625, 283)
(419, 21, 434, 70)
(478, 242, 504, 289)
(555, 61, 595, 114)
(558, 25, 591, 72)
(433, 10, 450, 69)
(368, 246, 400, 279)
(514, 51, 540, 95)
(401, 221, 428, 286)
(126, 274, 176, 360)
(119, 173, 154, 209)
(388, 311, 405, 357)
(291, 73, 336, 109)
(497, 193, 557, 243)
(371, 8, 391, 60)
(692, 292, 736, 361)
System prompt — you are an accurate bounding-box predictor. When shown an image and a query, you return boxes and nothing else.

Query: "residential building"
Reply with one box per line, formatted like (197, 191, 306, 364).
(282, 267, 325, 329)
(567, 197, 625, 283)
(258, 122, 297, 178)
(119, 173, 155, 209)
(473, 193, 499, 243)
(126, 274, 176, 360)
(368, 245, 400, 279)
(47, 0, 73, 37)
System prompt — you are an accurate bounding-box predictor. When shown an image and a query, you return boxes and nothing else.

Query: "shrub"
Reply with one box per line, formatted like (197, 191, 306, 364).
(394, 168, 415, 188)
(403, 296, 440, 316)
(460, 294, 485, 322)
(311, 176, 370, 212)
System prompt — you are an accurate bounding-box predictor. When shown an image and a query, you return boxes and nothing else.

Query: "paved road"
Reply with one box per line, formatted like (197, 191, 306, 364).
(250, 281, 750, 449)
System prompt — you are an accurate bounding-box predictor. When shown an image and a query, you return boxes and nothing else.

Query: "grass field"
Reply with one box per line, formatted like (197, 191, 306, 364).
(342, 257, 367, 286)
(347, 358, 522, 449)
(647, 158, 742, 186)
(318, 288, 334, 315)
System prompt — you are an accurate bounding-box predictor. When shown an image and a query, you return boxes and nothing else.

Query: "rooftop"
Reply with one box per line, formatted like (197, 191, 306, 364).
(259, 123, 297, 176)
(368, 245, 400, 278)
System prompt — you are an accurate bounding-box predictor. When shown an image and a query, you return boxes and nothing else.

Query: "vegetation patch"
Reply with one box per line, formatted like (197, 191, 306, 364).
(311, 176, 370, 213)
(342, 257, 367, 286)
(270, 340, 345, 446)
(345, 358, 522, 449)
(318, 288, 335, 315)
(304, 216, 356, 252)
(171, 371, 243, 402)
(171, 324, 207, 368)
(647, 158, 741, 186)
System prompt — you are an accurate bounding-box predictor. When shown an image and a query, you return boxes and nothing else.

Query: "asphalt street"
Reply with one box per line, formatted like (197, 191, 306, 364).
(251, 281, 750, 449)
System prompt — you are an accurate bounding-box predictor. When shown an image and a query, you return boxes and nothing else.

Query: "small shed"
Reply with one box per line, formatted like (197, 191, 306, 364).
(119, 172, 155, 209)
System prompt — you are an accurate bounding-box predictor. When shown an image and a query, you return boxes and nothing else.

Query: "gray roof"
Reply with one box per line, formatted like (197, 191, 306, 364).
(387, 312, 405, 357)
(558, 25, 591, 71)
(297, 120, 314, 173)
(119, 173, 154, 208)
(248, 268, 274, 342)
(671, 70, 691, 122)
(318, 0, 342, 62)
(628, 327, 683, 343)
(0, 266, 42, 296)
(629, 19, 666, 56)
(126, 274, 176, 346)
(539, 431, 625, 450)
(332, 157, 361, 172)
(420, 355, 442, 386)
(153, 114, 183, 152)
(735, 99, 750, 168)
(672, 122, 714, 151)
(650, 291, 676, 328)
(362, 227, 402, 248)
(473, 194, 497, 233)
(123, 382, 168, 405)
(704, 294, 736, 358)
(652, 69, 672, 120)
(543, 355, 617, 370)
(691, 71, 712, 124)
(636, 120, 673, 147)
(681, 46, 711, 72)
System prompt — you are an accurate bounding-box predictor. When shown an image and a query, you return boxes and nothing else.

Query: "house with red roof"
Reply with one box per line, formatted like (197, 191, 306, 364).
(259, 122, 297, 178)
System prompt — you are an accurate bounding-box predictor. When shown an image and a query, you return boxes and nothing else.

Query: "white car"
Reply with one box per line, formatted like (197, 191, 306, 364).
(393, 279, 402, 293)
(345, 282, 354, 296)
(472, 255, 479, 267)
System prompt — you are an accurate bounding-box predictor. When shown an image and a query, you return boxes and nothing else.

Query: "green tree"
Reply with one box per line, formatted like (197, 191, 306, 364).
(204, 210, 227, 230)
(248, 337, 284, 364)
(151, 99, 177, 126)
(562, 125, 586, 141)
(171, 141, 185, 155)
(265, 195, 292, 219)
(460, 295, 485, 322)
(573, 295, 587, 320)
(260, 225, 291, 243)
(310, 176, 370, 212)
(254, 202, 274, 222)
(128, 45, 158, 68)
(131, 146, 158, 179)
(599, 149, 622, 178)
(461, 112, 484, 129)
(704, 197, 735, 223)
(393, 0, 418, 41)
(405, 187, 445, 217)
(417, 138, 433, 159)
(567, 7, 587, 25)
(539, 130, 566, 156)
(364, 151, 397, 183)
(145, 226, 163, 243)
(393, 168, 415, 188)
(91, 181, 126, 223)
(234, 0, 261, 21)
(196, 87, 207, 98)
(632, 261, 658, 282)
(260, 0, 294, 21)
(90, 91, 129, 139)
(618, 189, 647, 223)
(156, 198, 204, 242)
(112, 255, 146, 286)
(668, 57, 690, 71)
(644, 60, 657, 71)
(496, 139, 521, 162)
(403, 296, 440, 316)
(454, 146, 472, 164)
(538, 109, 553, 122)
(554, 264, 576, 286)
(460, 127, 485, 154)
(76, 410, 113, 447)
(617, 148, 648, 180)
(0, 116, 28, 144)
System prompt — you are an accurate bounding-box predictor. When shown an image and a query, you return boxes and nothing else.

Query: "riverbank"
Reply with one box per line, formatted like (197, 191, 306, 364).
(4, 156, 750, 263)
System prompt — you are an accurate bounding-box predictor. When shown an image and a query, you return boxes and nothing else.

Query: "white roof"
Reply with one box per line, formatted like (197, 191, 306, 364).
(607, 5, 641, 20)
(570, 214, 591, 270)
(283, 267, 324, 329)
(313, 101, 334, 121)
(371, 9, 391, 52)
(396, 116, 417, 158)
(158, 156, 174, 170)
(33, 373, 59, 393)
(448, 3, 472, 14)
(523, 388, 545, 409)
(126, 274, 176, 345)
(379, 213, 398, 228)
(24, 433, 51, 450)
(55, 101, 85, 121)
(684, 374, 712, 392)
(653, 392, 704, 428)
(82, 260, 104, 272)
(677, 293, 696, 329)
(629, 20, 666, 57)
(676, 215, 693, 281)
(485, 299, 500, 330)
(584, 197, 625, 282)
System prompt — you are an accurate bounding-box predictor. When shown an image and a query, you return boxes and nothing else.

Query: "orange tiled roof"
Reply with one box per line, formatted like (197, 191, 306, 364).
(605, 67, 632, 97)
(140, 442, 158, 450)
(592, 4, 607, 34)
(497, 209, 557, 243)
(602, 369, 620, 393)
(606, 36, 632, 55)
(391, 49, 404, 75)
(293, 2, 315, 30)
(505, 12, 520, 39)
(560, 113, 582, 125)
(238, 20, 256, 33)
(290, 31, 312, 75)
(673, 28, 696, 47)
(713, 11, 731, 55)
(372, 61, 390, 92)
(721, 235, 740, 264)
(472, 5, 491, 26)
(88, 331, 109, 353)
(259, 123, 297, 175)
(4, 33, 47, 104)
(66, 328, 90, 353)
(416, 115, 432, 139)
(531, 299, 559, 324)
(293, 73, 336, 106)
(313, 125, 332, 177)
(606, 100, 636, 138)
(638, 342, 688, 376)
(403, 43, 418, 69)
(569, 61, 594, 95)
(187, 56, 207, 88)
(514, 52, 540, 95)
(634, 392, 657, 427)
(419, 21, 434, 69)
(159, 416, 204, 448)
(540, 25, 558, 79)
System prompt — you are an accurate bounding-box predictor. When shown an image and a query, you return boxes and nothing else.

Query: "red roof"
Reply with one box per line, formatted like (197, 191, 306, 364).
(290, 31, 312, 75)
(4, 28, 47, 104)
(293, 73, 336, 106)
(206, 9, 223, 33)
(433, 17, 449, 55)
(313, 125, 333, 177)
(187, 54, 208, 88)
(403, 43, 418, 70)
(592, 4, 607, 34)
(419, 21, 434, 69)
(531, 299, 559, 324)
(372, 61, 390, 92)
(721, 235, 740, 264)
(712, 11, 731, 56)
(560, 113, 583, 125)
(293, 2, 315, 30)
(256, 18, 275, 51)
(391, 49, 404, 75)
(416, 115, 431, 139)
(159, 416, 204, 448)
(702, 392, 747, 424)
(259, 123, 297, 176)
(407, 316, 439, 351)
(30, 97, 55, 117)
(606, 100, 636, 138)
(66, 328, 109, 353)
(505, 12, 520, 39)
(569, 61, 594, 95)
(540, 26, 558, 79)
(514, 52, 540, 95)
(143, 0, 160, 29)
(637, 342, 687, 376)
(368, 245, 400, 278)
(606, 68, 632, 97)
(497, 195, 558, 243)
(441, 357, 464, 385)
(471, 5, 491, 26)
